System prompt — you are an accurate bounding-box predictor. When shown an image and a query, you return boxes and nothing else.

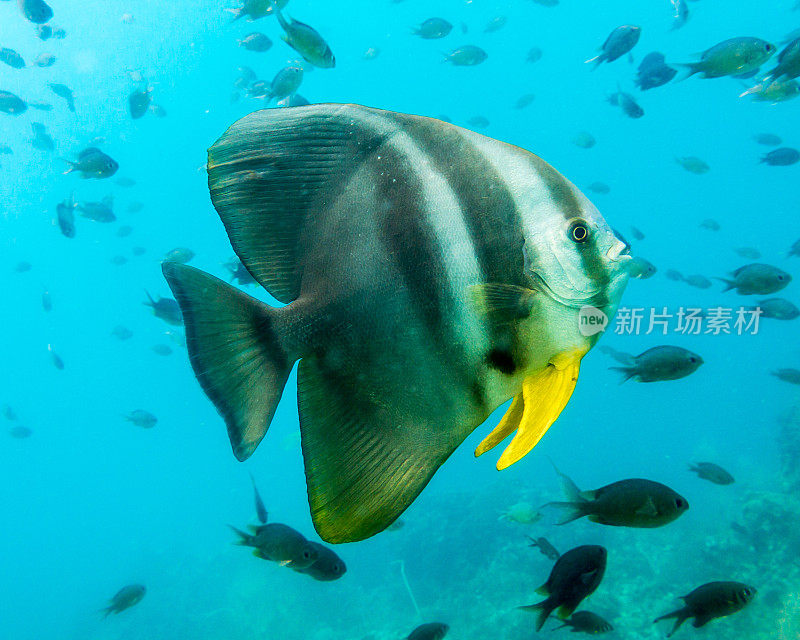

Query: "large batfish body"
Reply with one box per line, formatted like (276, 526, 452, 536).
(163, 104, 630, 543)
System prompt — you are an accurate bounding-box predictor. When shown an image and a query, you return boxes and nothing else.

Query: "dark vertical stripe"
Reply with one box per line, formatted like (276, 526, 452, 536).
(369, 130, 484, 409)
(392, 114, 527, 288)
(529, 156, 612, 306)
(388, 114, 530, 374)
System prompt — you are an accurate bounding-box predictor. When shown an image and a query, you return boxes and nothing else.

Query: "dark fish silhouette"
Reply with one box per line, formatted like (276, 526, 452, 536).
(611, 346, 703, 382)
(528, 536, 560, 561)
(293, 541, 347, 581)
(519, 545, 607, 631)
(56, 193, 76, 238)
(554, 610, 613, 634)
(144, 293, 183, 326)
(654, 581, 756, 637)
(0, 90, 27, 115)
(406, 622, 449, 640)
(101, 584, 146, 617)
(18, 0, 53, 24)
(547, 466, 689, 527)
(586, 25, 641, 68)
(689, 462, 735, 485)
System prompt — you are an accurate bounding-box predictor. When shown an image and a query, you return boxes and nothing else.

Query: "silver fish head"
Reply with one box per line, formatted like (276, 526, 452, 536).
(523, 187, 630, 348)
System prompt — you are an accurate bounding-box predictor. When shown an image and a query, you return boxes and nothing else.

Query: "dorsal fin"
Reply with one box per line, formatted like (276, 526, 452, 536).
(79, 147, 101, 159)
(206, 104, 397, 303)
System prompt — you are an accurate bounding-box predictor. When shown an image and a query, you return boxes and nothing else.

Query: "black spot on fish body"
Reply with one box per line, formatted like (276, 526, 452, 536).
(487, 348, 516, 374)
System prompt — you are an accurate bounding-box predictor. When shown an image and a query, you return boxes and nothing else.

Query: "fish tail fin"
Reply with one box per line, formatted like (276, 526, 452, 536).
(673, 63, 700, 81)
(162, 262, 295, 461)
(518, 599, 557, 632)
(143, 290, 156, 308)
(228, 524, 255, 546)
(60, 159, 76, 174)
(584, 54, 601, 68)
(654, 608, 690, 638)
(548, 458, 585, 503)
(739, 84, 759, 98)
(224, 7, 243, 20)
(99, 606, 114, 618)
(609, 366, 637, 383)
(713, 277, 735, 292)
(542, 501, 588, 525)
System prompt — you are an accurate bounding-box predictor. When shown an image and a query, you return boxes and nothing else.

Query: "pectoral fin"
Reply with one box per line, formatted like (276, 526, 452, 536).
(635, 496, 659, 517)
(476, 350, 586, 471)
(469, 283, 536, 322)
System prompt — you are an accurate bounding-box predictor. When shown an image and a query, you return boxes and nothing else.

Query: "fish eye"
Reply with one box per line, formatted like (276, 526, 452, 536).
(303, 550, 311, 559)
(568, 220, 590, 244)
(675, 498, 686, 508)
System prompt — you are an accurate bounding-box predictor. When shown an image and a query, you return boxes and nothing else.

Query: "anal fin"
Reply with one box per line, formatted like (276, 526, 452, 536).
(476, 350, 586, 471)
(298, 357, 467, 543)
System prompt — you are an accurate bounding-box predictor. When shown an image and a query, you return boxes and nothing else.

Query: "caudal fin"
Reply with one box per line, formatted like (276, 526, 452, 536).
(549, 460, 584, 502)
(162, 262, 295, 461)
(584, 53, 603, 69)
(654, 607, 691, 638)
(542, 462, 593, 524)
(228, 524, 256, 547)
(713, 277, 736, 292)
(673, 62, 701, 81)
(543, 501, 589, 525)
(518, 599, 557, 632)
(610, 366, 638, 383)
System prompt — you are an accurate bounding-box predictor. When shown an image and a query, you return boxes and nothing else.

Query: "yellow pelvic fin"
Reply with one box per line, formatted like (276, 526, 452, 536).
(475, 394, 524, 457)
(476, 350, 586, 471)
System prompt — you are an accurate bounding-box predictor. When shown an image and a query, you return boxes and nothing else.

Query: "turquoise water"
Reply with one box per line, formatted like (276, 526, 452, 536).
(2, 1, 799, 638)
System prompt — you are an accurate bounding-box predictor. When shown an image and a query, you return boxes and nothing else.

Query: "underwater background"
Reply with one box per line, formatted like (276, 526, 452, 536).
(2, 0, 799, 639)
